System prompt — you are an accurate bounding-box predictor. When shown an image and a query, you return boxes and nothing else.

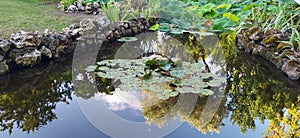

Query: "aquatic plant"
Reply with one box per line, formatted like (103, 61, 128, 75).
(86, 56, 225, 100)
(117, 37, 138, 42)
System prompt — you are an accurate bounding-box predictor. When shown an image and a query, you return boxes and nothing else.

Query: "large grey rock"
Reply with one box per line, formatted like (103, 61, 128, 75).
(0, 62, 9, 75)
(15, 49, 41, 66)
(0, 40, 11, 52)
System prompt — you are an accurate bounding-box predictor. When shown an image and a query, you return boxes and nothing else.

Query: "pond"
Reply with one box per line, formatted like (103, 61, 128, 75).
(0, 32, 299, 138)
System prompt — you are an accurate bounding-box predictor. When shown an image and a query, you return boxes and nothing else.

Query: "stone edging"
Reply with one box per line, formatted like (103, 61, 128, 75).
(0, 15, 159, 75)
(237, 27, 300, 80)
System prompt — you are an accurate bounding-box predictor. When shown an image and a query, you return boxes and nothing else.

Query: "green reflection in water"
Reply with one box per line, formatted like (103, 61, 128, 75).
(220, 32, 300, 137)
(80, 31, 300, 136)
(0, 60, 73, 134)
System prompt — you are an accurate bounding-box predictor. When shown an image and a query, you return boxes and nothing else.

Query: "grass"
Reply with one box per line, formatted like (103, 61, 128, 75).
(0, 0, 84, 39)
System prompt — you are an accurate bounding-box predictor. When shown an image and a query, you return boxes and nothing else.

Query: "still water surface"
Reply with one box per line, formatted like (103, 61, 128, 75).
(0, 32, 299, 138)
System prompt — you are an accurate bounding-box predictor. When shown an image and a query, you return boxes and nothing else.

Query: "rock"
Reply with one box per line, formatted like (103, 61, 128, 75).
(72, 28, 83, 36)
(66, 5, 78, 13)
(57, 34, 67, 42)
(40, 46, 52, 58)
(55, 45, 67, 58)
(15, 49, 41, 66)
(40, 36, 50, 47)
(49, 36, 60, 51)
(10, 31, 41, 48)
(281, 60, 300, 80)
(23, 35, 36, 47)
(69, 24, 79, 30)
(0, 40, 11, 52)
(0, 62, 9, 75)
(8, 47, 36, 61)
(131, 26, 139, 34)
(123, 22, 129, 29)
(113, 30, 121, 38)
(0, 50, 5, 61)
(80, 19, 95, 31)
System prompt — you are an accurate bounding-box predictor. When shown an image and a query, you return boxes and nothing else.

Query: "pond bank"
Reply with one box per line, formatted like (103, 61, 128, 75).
(0, 15, 159, 76)
(237, 27, 300, 80)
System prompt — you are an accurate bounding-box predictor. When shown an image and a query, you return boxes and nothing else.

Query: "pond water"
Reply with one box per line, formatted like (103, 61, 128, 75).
(0, 32, 299, 138)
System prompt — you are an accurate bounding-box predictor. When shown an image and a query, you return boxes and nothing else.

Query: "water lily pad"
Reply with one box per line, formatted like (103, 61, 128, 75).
(159, 24, 170, 32)
(85, 65, 97, 72)
(98, 66, 110, 71)
(170, 70, 185, 78)
(92, 55, 226, 100)
(170, 28, 183, 35)
(202, 89, 214, 95)
(149, 24, 159, 31)
(117, 37, 138, 42)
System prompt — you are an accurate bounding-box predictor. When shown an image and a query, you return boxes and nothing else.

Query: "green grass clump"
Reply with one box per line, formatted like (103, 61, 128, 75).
(0, 0, 77, 38)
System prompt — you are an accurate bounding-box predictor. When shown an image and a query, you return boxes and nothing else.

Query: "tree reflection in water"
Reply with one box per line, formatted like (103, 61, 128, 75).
(220, 33, 300, 137)
(90, 32, 299, 136)
(0, 58, 73, 134)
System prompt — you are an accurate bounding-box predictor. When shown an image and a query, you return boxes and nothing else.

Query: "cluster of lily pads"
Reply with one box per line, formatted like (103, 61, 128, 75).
(85, 55, 225, 100)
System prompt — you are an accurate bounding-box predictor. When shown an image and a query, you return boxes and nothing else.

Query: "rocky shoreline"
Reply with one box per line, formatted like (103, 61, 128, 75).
(237, 27, 300, 80)
(0, 15, 159, 75)
(1, 13, 299, 81)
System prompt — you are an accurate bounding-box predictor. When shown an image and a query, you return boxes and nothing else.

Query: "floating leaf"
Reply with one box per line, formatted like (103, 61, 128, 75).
(169, 91, 179, 97)
(200, 73, 214, 78)
(202, 89, 214, 95)
(98, 66, 110, 71)
(170, 70, 185, 78)
(159, 24, 170, 32)
(117, 37, 138, 42)
(149, 24, 159, 31)
(85, 65, 97, 72)
(170, 28, 183, 35)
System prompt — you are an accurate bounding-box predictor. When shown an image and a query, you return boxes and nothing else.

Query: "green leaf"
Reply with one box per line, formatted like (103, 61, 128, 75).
(85, 65, 97, 72)
(159, 24, 171, 32)
(202, 89, 214, 95)
(170, 70, 185, 78)
(201, 3, 216, 13)
(169, 91, 179, 97)
(117, 37, 138, 42)
(241, 4, 258, 12)
(223, 12, 239, 22)
(214, 8, 227, 14)
(170, 28, 183, 35)
(149, 24, 159, 31)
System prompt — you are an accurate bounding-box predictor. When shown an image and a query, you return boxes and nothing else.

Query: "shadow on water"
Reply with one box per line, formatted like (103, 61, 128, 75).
(0, 31, 299, 137)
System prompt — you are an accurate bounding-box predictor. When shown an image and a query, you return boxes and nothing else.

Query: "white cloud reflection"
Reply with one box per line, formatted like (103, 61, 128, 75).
(94, 88, 142, 111)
